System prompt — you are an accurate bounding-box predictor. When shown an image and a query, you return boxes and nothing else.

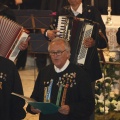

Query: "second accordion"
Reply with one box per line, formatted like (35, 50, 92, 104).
(0, 16, 29, 61)
(57, 16, 98, 66)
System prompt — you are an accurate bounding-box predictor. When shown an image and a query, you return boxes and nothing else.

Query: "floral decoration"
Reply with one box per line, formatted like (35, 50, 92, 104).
(95, 57, 120, 115)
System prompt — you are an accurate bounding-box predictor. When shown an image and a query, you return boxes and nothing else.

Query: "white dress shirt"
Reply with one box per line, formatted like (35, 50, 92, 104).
(71, 3, 83, 16)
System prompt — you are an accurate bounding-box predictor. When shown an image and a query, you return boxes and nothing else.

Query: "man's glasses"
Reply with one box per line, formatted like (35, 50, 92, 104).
(49, 50, 66, 56)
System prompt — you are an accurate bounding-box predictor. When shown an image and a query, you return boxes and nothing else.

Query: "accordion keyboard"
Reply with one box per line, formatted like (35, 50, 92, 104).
(57, 16, 70, 40)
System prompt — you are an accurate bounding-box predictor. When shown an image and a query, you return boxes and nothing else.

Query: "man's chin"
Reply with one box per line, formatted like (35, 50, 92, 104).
(54, 64, 60, 67)
(54, 63, 61, 68)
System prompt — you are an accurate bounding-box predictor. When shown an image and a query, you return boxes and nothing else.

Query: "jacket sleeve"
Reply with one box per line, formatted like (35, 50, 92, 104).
(26, 71, 44, 114)
(69, 68, 95, 119)
(10, 62, 26, 120)
(0, 3, 16, 21)
(92, 6, 108, 49)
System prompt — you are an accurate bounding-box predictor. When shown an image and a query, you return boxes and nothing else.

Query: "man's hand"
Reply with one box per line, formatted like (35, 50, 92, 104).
(31, 106, 41, 114)
(83, 37, 95, 48)
(18, 37, 30, 51)
(47, 30, 59, 40)
(58, 105, 70, 115)
(15, 0, 23, 5)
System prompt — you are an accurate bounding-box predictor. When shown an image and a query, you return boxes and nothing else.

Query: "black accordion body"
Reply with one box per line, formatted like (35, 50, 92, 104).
(70, 18, 97, 66)
(57, 16, 98, 67)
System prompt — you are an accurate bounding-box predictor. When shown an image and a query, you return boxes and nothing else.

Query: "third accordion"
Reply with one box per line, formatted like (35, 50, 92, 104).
(0, 16, 29, 61)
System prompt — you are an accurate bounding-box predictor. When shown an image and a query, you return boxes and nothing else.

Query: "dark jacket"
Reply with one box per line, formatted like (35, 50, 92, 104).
(0, 3, 15, 20)
(26, 63, 95, 120)
(0, 56, 26, 120)
(0, 0, 34, 9)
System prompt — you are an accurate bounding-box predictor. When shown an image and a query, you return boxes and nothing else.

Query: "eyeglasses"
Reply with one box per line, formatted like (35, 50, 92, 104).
(49, 50, 66, 56)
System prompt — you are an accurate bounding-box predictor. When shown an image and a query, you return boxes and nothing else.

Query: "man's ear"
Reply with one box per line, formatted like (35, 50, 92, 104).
(67, 52, 71, 59)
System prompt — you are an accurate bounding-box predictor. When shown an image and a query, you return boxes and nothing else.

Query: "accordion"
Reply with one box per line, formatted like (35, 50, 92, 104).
(0, 16, 29, 61)
(57, 16, 97, 66)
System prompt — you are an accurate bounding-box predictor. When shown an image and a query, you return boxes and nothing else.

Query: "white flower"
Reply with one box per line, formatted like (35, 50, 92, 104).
(100, 107, 104, 113)
(111, 100, 117, 106)
(96, 76, 111, 85)
(109, 92, 115, 98)
(96, 93, 104, 100)
(111, 84, 113, 88)
(95, 86, 99, 90)
(98, 100, 104, 104)
(105, 99, 110, 107)
(105, 83, 109, 87)
(114, 89, 119, 95)
(95, 93, 104, 104)
(100, 106, 109, 114)
(114, 101, 120, 111)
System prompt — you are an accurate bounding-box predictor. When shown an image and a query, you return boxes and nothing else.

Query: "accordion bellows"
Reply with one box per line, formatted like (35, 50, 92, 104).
(0, 16, 29, 61)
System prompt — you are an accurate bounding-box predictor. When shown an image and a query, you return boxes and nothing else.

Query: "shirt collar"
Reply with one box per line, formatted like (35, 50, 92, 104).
(54, 60, 70, 73)
(71, 3, 83, 16)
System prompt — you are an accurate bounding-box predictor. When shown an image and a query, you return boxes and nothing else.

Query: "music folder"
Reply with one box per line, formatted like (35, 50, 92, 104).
(11, 92, 60, 114)
(29, 102, 60, 114)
